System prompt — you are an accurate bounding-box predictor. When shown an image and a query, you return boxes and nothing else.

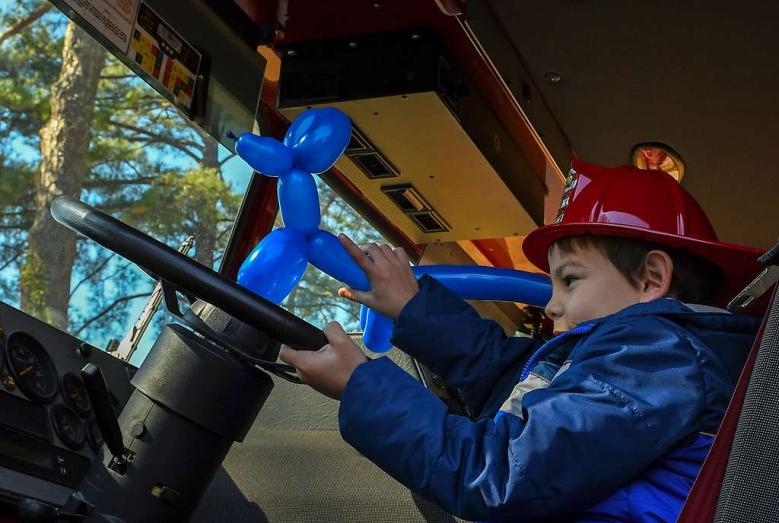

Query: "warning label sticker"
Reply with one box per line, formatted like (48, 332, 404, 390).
(127, 2, 200, 110)
(62, 0, 139, 53)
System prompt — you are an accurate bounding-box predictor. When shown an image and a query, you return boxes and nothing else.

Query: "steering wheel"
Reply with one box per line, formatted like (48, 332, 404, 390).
(51, 196, 328, 351)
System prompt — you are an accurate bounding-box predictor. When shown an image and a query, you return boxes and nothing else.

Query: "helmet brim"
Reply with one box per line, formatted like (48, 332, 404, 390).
(523, 222, 764, 309)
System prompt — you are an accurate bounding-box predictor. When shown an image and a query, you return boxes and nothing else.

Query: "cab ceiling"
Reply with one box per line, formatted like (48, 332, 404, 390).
(478, 1, 778, 250)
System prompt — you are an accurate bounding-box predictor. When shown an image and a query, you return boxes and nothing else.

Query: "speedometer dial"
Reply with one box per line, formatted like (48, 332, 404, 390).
(5, 332, 58, 403)
(62, 373, 91, 417)
(51, 404, 86, 450)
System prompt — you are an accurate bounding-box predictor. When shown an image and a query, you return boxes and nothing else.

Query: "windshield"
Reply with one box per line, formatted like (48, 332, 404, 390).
(0, 1, 388, 366)
(0, 2, 253, 362)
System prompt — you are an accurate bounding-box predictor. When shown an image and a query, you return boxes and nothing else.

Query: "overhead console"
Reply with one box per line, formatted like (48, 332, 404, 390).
(277, 29, 547, 244)
(0, 302, 134, 509)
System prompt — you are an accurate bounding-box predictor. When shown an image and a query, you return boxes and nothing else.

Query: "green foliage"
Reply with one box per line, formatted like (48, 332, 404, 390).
(0, 2, 60, 138)
(123, 167, 240, 267)
(125, 168, 237, 233)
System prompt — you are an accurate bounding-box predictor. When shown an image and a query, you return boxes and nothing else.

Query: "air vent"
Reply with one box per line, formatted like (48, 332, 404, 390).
(408, 212, 449, 233)
(382, 184, 430, 212)
(382, 184, 449, 233)
(345, 125, 398, 179)
(346, 127, 372, 154)
(351, 153, 397, 179)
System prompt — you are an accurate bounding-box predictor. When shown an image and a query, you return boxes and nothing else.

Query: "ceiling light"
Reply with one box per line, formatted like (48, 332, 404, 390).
(631, 143, 684, 182)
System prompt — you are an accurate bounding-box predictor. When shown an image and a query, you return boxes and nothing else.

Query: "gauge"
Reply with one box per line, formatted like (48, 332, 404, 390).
(87, 418, 104, 452)
(5, 332, 58, 403)
(51, 404, 86, 450)
(0, 337, 14, 393)
(61, 373, 91, 417)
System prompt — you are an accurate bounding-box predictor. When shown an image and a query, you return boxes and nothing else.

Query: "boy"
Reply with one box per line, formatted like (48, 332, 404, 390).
(280, 160, 763, 522)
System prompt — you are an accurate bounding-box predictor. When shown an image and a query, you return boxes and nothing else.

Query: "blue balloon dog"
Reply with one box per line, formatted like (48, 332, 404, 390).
(233, 108, 370, 306)
(233, 107, 551, 352)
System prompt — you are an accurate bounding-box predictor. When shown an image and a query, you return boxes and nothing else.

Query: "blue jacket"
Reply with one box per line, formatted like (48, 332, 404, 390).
(339, 275, 760, 522)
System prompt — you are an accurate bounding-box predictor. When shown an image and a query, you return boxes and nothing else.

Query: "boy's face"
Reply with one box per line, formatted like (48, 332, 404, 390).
(545, 243, 643, 334)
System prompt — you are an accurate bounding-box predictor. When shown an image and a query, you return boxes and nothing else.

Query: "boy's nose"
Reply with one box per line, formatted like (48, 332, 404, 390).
(544, 294, 563, 322)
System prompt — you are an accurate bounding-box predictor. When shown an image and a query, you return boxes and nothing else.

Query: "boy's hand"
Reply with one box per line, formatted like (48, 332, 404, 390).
(279, 322, 367, 400)
(337, 233, 419, 320)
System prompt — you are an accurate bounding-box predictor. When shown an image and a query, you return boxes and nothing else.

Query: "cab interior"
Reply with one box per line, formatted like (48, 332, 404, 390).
(0, 1, 776, 522)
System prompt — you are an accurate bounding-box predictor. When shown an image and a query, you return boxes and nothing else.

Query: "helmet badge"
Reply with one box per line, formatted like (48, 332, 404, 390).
(555, 166, 578, 224)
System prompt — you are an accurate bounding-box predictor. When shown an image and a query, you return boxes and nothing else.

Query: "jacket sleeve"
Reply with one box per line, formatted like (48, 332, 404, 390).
(340, 316, 707, 522)
(390, 275, 540, 416)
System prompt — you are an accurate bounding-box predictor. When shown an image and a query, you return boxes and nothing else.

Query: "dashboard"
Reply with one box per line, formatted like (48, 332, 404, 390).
(0, 301, 135, 510)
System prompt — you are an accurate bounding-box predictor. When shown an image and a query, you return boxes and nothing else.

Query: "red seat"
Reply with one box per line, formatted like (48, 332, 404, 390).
(677, 284, 777, 522)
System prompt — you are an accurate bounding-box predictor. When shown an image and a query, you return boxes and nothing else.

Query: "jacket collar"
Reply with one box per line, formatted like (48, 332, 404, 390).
(519, 298, 760, 382)
(580, 298, 695, 325)
(578, 298, 761, 335)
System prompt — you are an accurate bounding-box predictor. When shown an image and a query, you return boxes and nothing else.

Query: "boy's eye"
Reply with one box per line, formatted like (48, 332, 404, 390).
(562, 275, 578, 287)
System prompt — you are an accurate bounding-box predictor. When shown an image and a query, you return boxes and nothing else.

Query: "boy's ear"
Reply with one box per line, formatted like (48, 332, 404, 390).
(639, 250, 674, 302)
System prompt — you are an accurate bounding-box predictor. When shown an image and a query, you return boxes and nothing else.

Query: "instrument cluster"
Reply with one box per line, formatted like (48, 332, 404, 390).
(0, 300, 134, 507)
(1, 331, 103, 453)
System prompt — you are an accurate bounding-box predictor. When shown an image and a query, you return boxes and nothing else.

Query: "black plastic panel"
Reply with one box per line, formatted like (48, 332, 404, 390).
(0, 300, 135, 505)
(0, 426, 90, 489)
(279, 29, 441, 107)
(0, 392, 51, 442)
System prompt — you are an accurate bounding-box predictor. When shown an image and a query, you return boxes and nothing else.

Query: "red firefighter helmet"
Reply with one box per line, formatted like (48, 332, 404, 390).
(522, 159, 763, 306)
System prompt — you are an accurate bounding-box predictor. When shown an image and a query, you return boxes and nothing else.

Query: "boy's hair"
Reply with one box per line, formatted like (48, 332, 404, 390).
(553, 235, 725, 304)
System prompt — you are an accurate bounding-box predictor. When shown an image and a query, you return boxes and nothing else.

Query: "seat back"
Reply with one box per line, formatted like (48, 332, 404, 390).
(678, 283, 779, 522)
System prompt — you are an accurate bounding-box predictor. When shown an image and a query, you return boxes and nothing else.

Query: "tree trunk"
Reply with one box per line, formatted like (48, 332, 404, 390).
(20, 22, 105, 329)
(192, 218, 217, 269)
(192, 134, 220, 268)
(201, 132, 219, 168)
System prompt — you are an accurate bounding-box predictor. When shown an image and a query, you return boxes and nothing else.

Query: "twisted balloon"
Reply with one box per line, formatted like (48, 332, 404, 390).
(233, 108, 551, 352)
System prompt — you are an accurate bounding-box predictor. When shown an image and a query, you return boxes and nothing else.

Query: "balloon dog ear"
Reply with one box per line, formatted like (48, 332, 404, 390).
(284, 107, 352, 174)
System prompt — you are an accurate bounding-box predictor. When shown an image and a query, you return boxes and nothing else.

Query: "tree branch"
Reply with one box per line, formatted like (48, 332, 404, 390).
(73, 292, 151, 336)
(0, 250, 23, 272)
(99, 74, 137, 81)
(106, 119, 202, 160)
(219, 153, 236, 167)
(94, 260, 133, 285)
(69, 253, 116, 298)
(83, 176, 158, 188)
(215, 226, 232, 243)
(95, 96, 166, 112)
(0, 5, 52, 46)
